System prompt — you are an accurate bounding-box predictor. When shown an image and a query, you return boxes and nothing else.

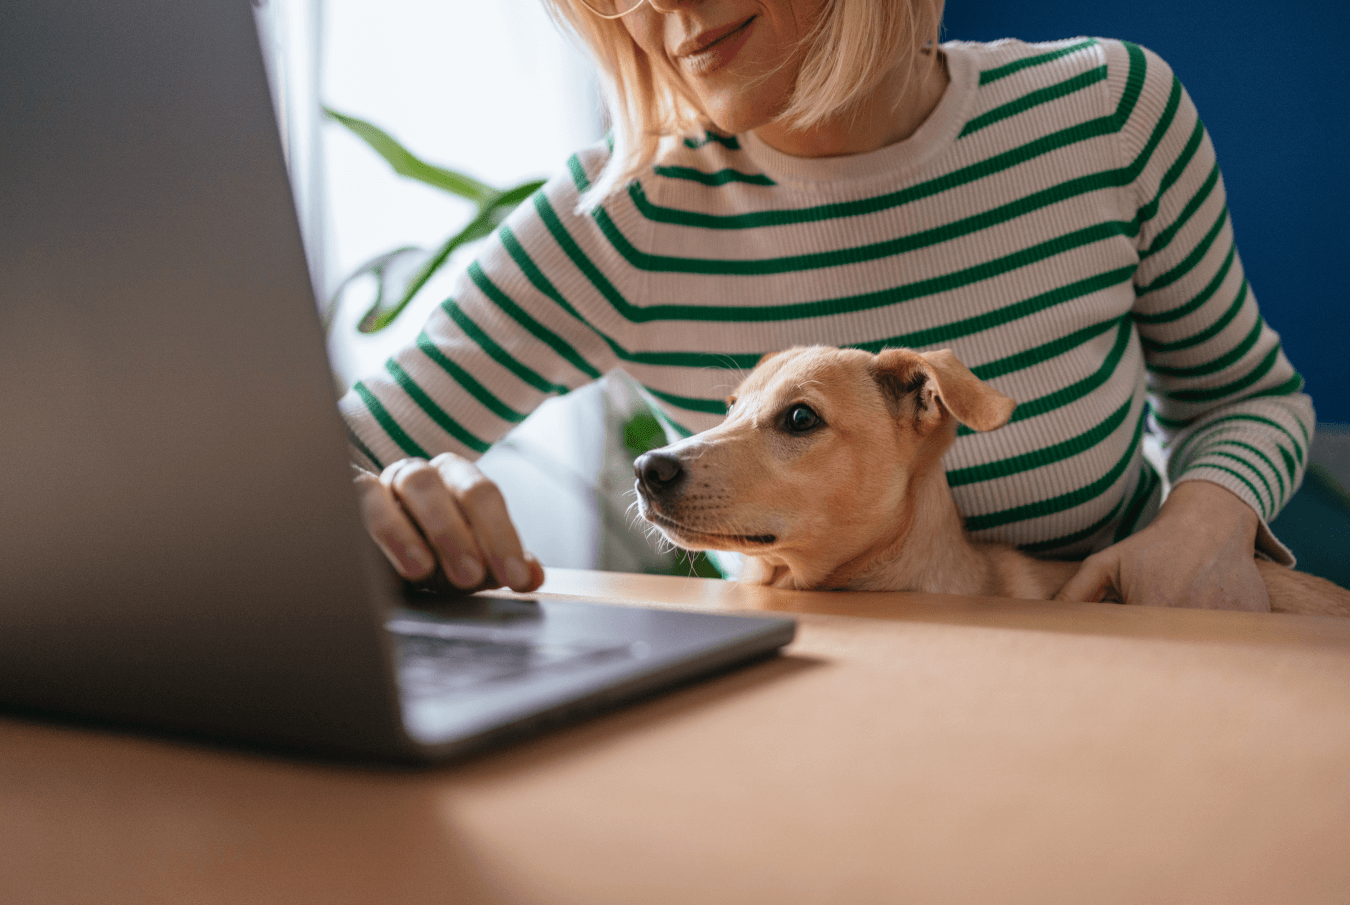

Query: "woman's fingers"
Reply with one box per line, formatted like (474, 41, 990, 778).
(381, 458, 486, 589)
(430, 453, 538, 591)
(354, 466, 441, 581)
(357, 454, 543, 594)
(522, 551, 546, 591)
(1054, 553, 1117, 603)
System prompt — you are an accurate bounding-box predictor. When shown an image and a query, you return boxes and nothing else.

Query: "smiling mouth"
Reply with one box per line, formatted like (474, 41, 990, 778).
(644, 508, 776, 547)
(678, 16, 755, 74)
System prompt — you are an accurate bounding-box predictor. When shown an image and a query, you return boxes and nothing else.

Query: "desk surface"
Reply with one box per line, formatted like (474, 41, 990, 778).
(3, 569, 1348, 905)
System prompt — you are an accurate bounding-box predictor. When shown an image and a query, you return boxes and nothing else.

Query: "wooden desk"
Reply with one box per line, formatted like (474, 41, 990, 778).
(3, 570, 1348, 904)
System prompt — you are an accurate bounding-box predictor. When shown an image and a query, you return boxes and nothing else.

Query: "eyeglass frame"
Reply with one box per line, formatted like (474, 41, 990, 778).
(574, 0, 670, 20)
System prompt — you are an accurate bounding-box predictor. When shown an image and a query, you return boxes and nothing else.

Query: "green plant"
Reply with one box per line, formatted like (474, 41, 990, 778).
(326, 109, 727, 580)
(620, 411, 725, 580)
(324, 108, 545, 333)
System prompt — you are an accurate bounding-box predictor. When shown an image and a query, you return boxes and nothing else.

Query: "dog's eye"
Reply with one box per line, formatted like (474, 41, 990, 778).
(786, 404, 820, 432)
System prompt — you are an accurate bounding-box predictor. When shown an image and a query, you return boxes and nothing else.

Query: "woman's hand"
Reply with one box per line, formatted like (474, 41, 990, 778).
(1054, 480, 1270, 612)
(353, 453, 545, 594)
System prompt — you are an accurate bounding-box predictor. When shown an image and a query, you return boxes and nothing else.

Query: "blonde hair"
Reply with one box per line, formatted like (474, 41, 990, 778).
(542, 0, 946, 210)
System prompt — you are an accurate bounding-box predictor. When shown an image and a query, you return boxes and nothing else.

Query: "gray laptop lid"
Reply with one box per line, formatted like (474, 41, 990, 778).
(0, 0, 794, 762)
(0, 0, 410, 755)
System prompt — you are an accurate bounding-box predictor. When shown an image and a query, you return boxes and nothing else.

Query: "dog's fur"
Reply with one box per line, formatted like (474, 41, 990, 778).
(633, 345, 1350, 618)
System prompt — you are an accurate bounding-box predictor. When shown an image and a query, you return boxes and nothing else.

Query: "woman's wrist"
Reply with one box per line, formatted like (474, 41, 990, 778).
(1155, 479, 1260, 549)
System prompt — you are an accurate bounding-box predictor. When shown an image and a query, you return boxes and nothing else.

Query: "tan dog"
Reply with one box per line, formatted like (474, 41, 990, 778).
(633, 345, 1350, 617)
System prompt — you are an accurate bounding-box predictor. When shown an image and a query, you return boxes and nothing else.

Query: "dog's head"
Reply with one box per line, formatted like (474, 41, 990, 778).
(633, 346, 1015, 577)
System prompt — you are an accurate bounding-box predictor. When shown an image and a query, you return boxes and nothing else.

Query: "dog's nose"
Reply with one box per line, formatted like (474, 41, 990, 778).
(634, 451, 684, 495)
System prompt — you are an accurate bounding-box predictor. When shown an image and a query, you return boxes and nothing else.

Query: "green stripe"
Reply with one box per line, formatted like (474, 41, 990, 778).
(965, 404, 1147, 532)
(968, 316, 1122, 381)
(1168, 412, 1304, 474)
(1278, 443, 1298, 478)
(546, 181, 1142, 324)
(1146, 314, 1263, 378)
(1136, 203, 1228, 296)
(1161, 343, 1279, 403)
(879, 267, 1134, 360)
(1019, 494, 1124, 553)
(617, 215, 1128, 317)
(1133, 241, 1235, 325)
(347, 425, 385, 472)
(684, 131, 739, 150)
(948, 394, 1133, 487)
(1114, 461, 1161, 541)
(385, 360, 490, 454)
(353, 380, 428, 460)
(1248, 371, 1304, 400)
(1133, 116, 1204, 233)
(625, 349, 762, 369)
(978, 38, 1099, 85)
(960, 315, 1134, 436)
(504, 223, 763, 370)
(626, 114, 1117, 230)
(635, 309, 1129, 421)
(654, 165, 775, 186)
(415, 331, 526, 424)
(645, 386, 728, 416)
(649, 401, 693, 439)
(443, 302, 570, 395)
(1195, 437, 1286, 503)
(615, 43, 1154, 235)
(467, 262, 602, 379)
(1188, 462, 1268, 519)
(1113, 41, 1148, 128)
(1124, 73, 1183, 211)
(568, 152, 593, 192)
(1141, 278, 1248, 354)
(600, 186, 1137, 276)
(1141, 162, 1219, 260)
(528, 191, 1130, 366)
(535, 189, 635, 314)
(500, 225, 593, 325)
(961, 66, 1107, 138)
(1200, 449, 1274, 513)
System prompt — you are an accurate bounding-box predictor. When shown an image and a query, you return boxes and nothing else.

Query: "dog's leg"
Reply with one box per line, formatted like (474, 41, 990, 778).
(1257, 560, 1350, 617)
(740, 556, 792, 588)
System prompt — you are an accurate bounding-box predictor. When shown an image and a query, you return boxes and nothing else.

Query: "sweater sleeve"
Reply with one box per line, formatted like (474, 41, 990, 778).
(338, 143, 626, 470)
(1108, 40, 1315, 563)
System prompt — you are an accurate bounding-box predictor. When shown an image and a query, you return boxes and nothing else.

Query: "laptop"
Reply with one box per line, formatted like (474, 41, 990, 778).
(0, 0, 794, 763)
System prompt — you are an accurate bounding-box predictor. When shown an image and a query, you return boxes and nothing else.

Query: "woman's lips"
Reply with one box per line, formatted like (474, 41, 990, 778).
(677, 16, 755, 75)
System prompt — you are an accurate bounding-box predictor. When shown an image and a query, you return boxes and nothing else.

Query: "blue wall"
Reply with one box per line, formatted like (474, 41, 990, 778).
(943, 1, 1350, 422)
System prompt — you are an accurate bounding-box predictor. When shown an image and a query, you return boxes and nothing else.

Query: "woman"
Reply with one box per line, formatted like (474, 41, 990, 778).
(343, 0, 1314, 611)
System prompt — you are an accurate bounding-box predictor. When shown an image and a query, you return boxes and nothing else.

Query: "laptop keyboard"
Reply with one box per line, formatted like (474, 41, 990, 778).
(387, 614, 637, 699)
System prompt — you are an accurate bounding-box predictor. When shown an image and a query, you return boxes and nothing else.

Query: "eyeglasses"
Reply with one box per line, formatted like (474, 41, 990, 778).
(574, 0, 659, 19)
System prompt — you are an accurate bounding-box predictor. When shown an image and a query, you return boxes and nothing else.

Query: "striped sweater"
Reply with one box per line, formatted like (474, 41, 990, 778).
(341, 37, 1315, 563)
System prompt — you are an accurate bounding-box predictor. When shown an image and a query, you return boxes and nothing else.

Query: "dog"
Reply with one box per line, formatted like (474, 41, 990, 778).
(633, 345, 1350, 618)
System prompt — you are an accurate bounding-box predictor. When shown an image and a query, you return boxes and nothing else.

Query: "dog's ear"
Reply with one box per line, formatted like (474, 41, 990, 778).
(919, 349, 1016, 431)
(873, 348, 1016, 433)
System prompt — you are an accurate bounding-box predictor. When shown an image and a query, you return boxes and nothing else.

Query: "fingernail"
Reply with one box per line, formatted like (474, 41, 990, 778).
(403, 546, 433, 577)
(453, 555, 484, 588)
(504, 556, 531, 589)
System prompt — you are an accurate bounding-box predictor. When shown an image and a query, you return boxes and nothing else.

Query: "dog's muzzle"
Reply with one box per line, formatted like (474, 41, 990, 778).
(634, 450, 685, 501)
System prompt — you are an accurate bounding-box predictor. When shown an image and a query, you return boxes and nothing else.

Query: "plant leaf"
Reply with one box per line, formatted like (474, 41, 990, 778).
(324, 107, 497, 203)
(324, 246, 431, 334)
(324, 104, 550, 333)
(368, 211, 496, 332)
(366, 180, 547, 332)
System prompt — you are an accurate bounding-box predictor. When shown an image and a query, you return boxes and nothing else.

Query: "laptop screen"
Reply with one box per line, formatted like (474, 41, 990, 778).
(0, 0, 407, 753)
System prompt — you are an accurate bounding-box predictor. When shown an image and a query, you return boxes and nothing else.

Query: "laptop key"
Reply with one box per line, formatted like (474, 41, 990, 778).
(389, 625, 633, 699)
